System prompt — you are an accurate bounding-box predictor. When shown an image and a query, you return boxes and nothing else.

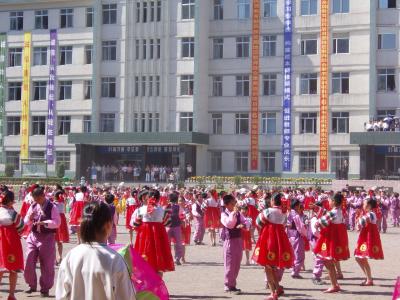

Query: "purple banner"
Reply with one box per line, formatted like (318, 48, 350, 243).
(46, 29, 57, 164)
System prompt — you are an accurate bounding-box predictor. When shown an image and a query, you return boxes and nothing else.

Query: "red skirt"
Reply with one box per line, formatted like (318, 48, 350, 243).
(304, 197, 315, 210)
(304, 236, 310, 252)
(56, 213, 70, 243)
(252, 222, 294, 269)
(204, 207, 221, 229)
(247, 205, 259, 226)
(125, 205, 138, 230)
(242, 229, 252, 251)
(134, 222, 175, 272)
(0, 225, 24, 271)
(20, 201, 30, 218)
(69, 201, 85, 226)
(354, 223, 384, 260)
(181, 224, 191, 245)
(314, 223, 350, 261)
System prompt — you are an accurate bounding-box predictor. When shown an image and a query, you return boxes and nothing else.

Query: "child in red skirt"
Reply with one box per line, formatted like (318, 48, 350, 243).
(54, 190, 70, 265)
(354, 198, 384, 286)
(314, 192, 350, 293)
(240, 206, 252, 265)
(204, 190, 220, 246)
(125, 190, 139, 244)
(0, 189, 24, 300)
(252, 193, 294, 300)
(69, 186, 88, 244)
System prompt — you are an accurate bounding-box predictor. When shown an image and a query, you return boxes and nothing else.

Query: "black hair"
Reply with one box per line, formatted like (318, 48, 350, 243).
(80, 202, 112, 243)
(201, 192, 208, 199)
(104, 193, 115, 204)
(131, 190, 138, 197)
(138, 190, 149, 201)
(149, 189, 160, 200)
(291, 199, 300, 209)
(394, 192, 399, 198)
(1, 190, 14, 205)
(333, 192, 343, 207)
(223, 194, 235, 206)
(169, 192, 178, 203)
(32, 186, 45, 198)
(80, 186, 88, 193)
(55, 184, 63, 191)
(366, 198, 377, 209)
(219, 191, 226, 197)
(273, 193, 282, 206)
(54, 190, 63, 200)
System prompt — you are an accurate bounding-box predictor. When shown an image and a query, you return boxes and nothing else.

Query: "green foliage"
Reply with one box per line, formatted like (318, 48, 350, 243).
(233, 175, 242, 186)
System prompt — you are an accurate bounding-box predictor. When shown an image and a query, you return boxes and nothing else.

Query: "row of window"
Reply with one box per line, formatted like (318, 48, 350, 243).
(132, 113, 161, 133)
(136, 1, 162, 23)
(6, 151, 71, 170)
(134, 39, 162, 60)
(210, 150, 349, 174)
(8, 5, 117, 31)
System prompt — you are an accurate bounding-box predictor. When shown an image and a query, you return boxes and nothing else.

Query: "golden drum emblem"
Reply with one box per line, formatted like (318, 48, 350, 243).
(254, 247, 260, 257)
(372, 245, 380, 254)
(7, 254, 16, 263)
(267, 251, 276, 261)
(335, 247, 343, 254)
(282, 252, 291, 262)
(321, 243, 327, 251)
(360, 243, 367, 252)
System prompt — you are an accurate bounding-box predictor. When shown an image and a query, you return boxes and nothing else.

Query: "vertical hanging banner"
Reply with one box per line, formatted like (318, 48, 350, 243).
(46, 30, 57, 164)
(320, 0, 329, 171)
(21, 32, 31, 160)
(0, 34, 6, 163)
(282, 0, 293, 172)
(250, 0, 261, 170)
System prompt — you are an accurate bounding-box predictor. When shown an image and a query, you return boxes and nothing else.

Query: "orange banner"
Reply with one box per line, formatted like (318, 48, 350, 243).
(250, 0, 260, 170)
(320, 0, 329, 171)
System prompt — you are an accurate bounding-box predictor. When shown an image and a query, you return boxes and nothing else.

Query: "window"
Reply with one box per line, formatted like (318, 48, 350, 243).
(300, 73, 318, 94)
(157, 0, 162, 21)
(300, 152, 317, 172)
(300, 112, 317, 134)
(331, 151, 349, 175)
(262, 35, 277, 57)
(211, 151, 222, 172)
(301, 0, 317, 15)
(8, 48, 22, 67)
(8, 82, 21, 101)
(133, 113, 139, 132)
(142, 39, 147, 59)
(261, 112, 276, 134)
(60, 8, 73, 28)
(154, 113, 160, 132)
(182, 0, 195, 19)
(32, 116, 46, 135)
(100, 113, 115, 132)
(378, 33, 396, 50)
(57, 116, 71, 135)
(135, 40, 140, 60)
(332, 112, 349, 134)
(59, 81, 72, 100)
(101, 77, 116, 98)
(237, 0, 250, 19)
(134, 76, 139, 97)
(332, 72, 349, 94)
(212, 76, 223, 96)
(235, 152, 248, 172)
(33, 47, 47, 66)
(6, 152, 19, 170)
(212, 113, 222, 134)
(263, 73, 277, 96)
(143, 2, 148, 22)
(150, 1, 155, 21)
(156, 76, 160, 96)
(148, 113, 153, 132)
(103, 4, 117, 24)
(35, 10, 48, 29)
(84, 80, 92, 99)
(56, 151, 71, 170)
(102, 41, 117, 61)
(59, 46, 73, 65)
(7, 116, 20, 136)
(33, 81, 47, 101)
(86, 7, 94, 27)
(377, 109, 396, 119)
(180, 75, 194, 96)
(261, 151, 275, 172)
(179, 112, 193, 132)
(84, 45, 92, 64)
(214, 0, 224, 20)
(301, 34, 318, 55)
(141, 76, 146, 96)
(332, 34, 349, 54)
(149, 76, 153, 96)
(236, 36, 250, 57)
(379, 0, 396, 9)
(378, 68, 396, 92)
(83, 116, 91, 133)
(10, 11, 23, 31)
(236, 75, 250, 96)
(30, 151, 45, 160)
(156, 39, 161, 59)
(332, 0, 349, 13)
(235, 113, 249, 134)
(136, 2, 141, 22)
(263, 0, 277, 17)
(213, 38, 224, 59)
(149, 39, 154, 59)
(141, 113, 146, 132)
(182, 37, 195, 58)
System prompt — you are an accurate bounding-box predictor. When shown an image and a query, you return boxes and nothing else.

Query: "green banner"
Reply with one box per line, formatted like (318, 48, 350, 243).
(0, 33, 6, 164)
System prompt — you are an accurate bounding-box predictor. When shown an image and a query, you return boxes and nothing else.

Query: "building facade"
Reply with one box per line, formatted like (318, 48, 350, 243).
(0, 0, 398, 179)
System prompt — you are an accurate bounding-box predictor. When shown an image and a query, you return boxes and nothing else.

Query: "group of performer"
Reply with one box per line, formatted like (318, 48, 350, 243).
(0, 182, 396, 299)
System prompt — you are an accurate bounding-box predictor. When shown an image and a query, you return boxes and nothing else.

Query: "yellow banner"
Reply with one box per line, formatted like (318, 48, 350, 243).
(320, 0, 329, 171)
(21, 32, 31, 159)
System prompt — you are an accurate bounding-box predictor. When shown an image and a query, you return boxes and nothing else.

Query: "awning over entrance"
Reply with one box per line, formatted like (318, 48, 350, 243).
(350, 132, 400, 145)
(68, 132, 209, 145)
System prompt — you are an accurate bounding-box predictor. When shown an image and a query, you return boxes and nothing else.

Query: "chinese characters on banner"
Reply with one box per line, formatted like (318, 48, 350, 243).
(0, 34, 6, 163)
(46, 30, 57, 164)
(320, 0, 329, 171)
(282, 0, 293, 172)
(250, 0, 260, 170)
(21, 32, 31, 160)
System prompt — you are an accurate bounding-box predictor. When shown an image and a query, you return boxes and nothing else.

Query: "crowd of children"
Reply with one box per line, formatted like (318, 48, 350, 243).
(0, 182, 395, 299)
